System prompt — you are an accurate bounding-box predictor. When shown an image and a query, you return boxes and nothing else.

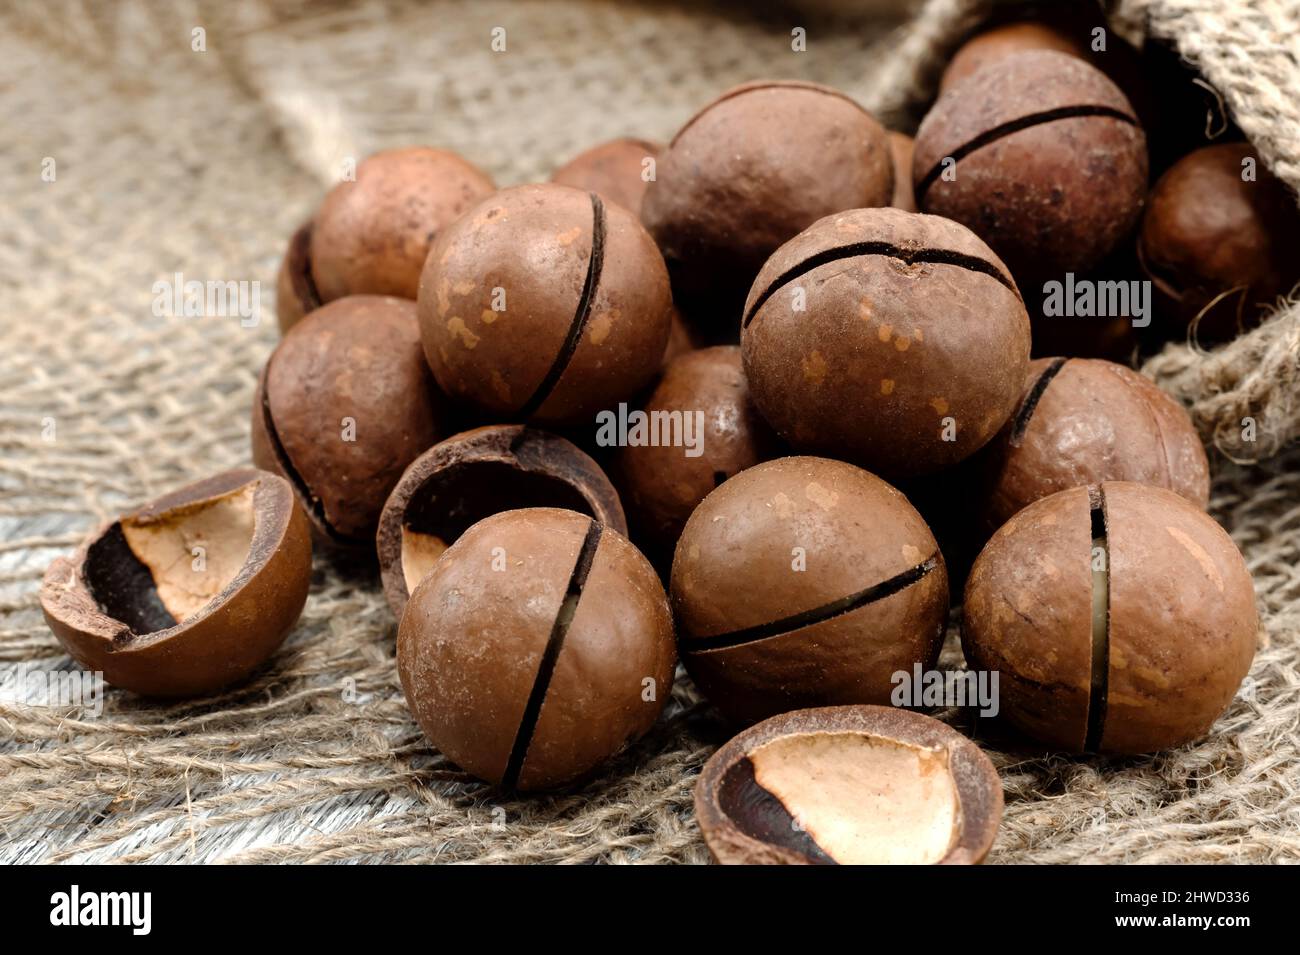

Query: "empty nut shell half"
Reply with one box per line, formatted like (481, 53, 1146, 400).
(39, 468, 312, 698)
(376, 425, 626, 618)
(695, 705, 1003, 865)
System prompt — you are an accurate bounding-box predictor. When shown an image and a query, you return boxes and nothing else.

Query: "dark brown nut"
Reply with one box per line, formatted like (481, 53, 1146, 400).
(741, 207, 1030, 477)
(40, 469, 311, 698)
(275, 220, 322, 334)
(1139, 143, 1300, 340)
(671, 457, 949, 726)
(550, 137, 661, 215)
(979, 357, 1209, 531)
(613, 346, 779, 566)
(418, 183, 672, 426)
(1027, 307, 1137, 363)
(963, 482, 1258, 754)
(661, 305, 700, 368)
(940, 11, 1154, 149)
(309, 147, 495, 302)
(914, 50, 1148, 283)
(888, 132, 917, 213)
(251, 295, 449, 546)
(398, 507, 676, 791)
(695, 705, 1003, 865)
(376, 424, 626, 618)
(940, 20, 1090, 94)
(642, 81, 894, 331)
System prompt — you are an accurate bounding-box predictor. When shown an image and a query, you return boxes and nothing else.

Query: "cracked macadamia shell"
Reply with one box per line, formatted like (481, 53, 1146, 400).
(417, 183, 672, 426)
(309, 147, 495, 302)
(962, 482, 1258, 754)
(940, 20, 1091, 93)
(275, 220, 321, 334)
(376, 424, 626, 618)
(641, 80, 894, 328)
(978, 357, 1209, 531)
(914, 50, 1148, 283)
(671, 457, 948, 726)
(251, 295, 450, 547)
(613, 346, 780, 565)
(397, 507, 676, 791)
(741, 207, 1030, 477)
(695, 705, 1003, 865)
(39, 468, 311, 697)
(550, 137, 661, 215)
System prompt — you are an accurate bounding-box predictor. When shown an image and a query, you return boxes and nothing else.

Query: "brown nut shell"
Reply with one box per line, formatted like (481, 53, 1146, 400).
(397, 507, 676, 791)
(671, 457, 948, 726)
(940, 20, 1090, 93)
(642, 81, 894, 329)
(550, 137, 661, 215)
(661, 305, 700, 368)
(275, 220, 322, 334)
(1138, 142, 1300, 339)
(40, 468, 311, 698)
(376, 424, 626, 618)
(251, 295, 449, 546)
(963, 482, 1258, 754)
(962, 485, 1095, 751)
(613, 346, 780, 565)
(914, 51, 1148, 282)
(695, 705, 1003, 864)
(741, 207, 1030, 477)
(888, 132, 917, 213)
(1101, 482, 1258, 752)
(418, 183, 672, 426)
(309, 147, 495, 302)
(979, 357, 1209, 531)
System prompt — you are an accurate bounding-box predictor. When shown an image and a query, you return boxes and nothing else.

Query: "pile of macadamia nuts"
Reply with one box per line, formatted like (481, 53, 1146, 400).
(43, 3, 1290, 865)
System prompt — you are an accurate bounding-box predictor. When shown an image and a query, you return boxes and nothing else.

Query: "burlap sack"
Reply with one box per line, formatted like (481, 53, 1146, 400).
(2, 0, 1297, 863)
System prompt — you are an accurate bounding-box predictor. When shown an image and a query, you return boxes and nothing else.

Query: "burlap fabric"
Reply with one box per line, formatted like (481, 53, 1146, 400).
(2, 0, 1297, 863)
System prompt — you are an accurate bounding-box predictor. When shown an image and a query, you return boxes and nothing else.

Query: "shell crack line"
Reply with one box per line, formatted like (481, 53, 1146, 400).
(744, 243, 1018, 328)
(516, 193, 606, 419)
(916, 104, 1139, 197)
(1084, 486, 1111, 753)
(1010, 358, 1070, 447)
(502, 519, 602, 788)
(687, 555, 939, 653)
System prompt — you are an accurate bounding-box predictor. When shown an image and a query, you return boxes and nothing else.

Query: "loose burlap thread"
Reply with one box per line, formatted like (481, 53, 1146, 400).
(2, 0, 1298, 863)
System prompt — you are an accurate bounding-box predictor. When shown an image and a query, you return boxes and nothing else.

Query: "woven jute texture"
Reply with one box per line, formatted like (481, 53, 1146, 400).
(2, 0, 1298, 864)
